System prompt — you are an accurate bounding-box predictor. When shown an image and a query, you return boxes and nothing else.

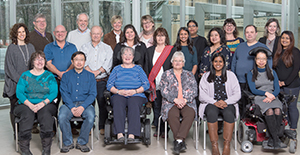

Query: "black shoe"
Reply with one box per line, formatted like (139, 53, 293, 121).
(19, 140, 32, 155)
(180, 141, 187, 152)
(173, 141, 181, 154)
(75, 143, 90, 152)
(60, 144, 74, 153)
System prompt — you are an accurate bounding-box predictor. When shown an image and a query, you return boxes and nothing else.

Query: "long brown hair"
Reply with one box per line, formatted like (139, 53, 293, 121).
(273, 31, 294, 68)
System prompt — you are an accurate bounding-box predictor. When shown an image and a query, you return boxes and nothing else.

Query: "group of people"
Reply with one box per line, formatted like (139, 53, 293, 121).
(3, 12, 300, 155)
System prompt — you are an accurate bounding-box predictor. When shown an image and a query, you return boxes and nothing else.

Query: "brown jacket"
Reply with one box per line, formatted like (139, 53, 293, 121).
(103, 30, 123, 50)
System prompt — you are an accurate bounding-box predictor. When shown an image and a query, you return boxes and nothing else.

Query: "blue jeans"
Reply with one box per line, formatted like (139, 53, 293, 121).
(58, 102, 95, 146)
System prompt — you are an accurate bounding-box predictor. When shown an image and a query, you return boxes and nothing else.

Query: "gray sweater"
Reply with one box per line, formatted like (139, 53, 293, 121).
(3, 43, 35, 97)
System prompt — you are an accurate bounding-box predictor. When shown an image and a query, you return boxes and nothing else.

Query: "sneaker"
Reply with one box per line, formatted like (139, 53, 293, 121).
(60, 144, 74, 153)
(173, 141, 181, 155)
(75, 143, 90, 152)
(100, 129, 105, 135)
(153, 132, 158, 137)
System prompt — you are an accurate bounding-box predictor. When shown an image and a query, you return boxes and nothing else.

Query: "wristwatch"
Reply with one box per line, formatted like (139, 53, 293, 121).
(98, 69, 102, 75)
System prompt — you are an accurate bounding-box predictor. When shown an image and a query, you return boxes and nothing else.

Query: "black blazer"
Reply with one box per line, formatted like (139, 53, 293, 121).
(113, 42, 147, 69)
(144, 45, 175, 77)
(192, 35, 208, 65)
(258, 36, 280, 58)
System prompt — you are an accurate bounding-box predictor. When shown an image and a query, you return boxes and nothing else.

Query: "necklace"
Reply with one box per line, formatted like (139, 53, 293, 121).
(18, 44, 29, 66)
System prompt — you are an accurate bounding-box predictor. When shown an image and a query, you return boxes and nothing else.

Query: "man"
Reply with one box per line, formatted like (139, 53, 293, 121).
(231, 24, 272, 117)
(58, 51, 96, 153)
(80, 26, 113, 135)
(29, 13, 54, 52)
(66, 13, 91, 50)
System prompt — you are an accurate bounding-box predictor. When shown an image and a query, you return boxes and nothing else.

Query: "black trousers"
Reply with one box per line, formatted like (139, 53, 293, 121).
(204, 104, 236, 123)
(14, 103, 57, 140)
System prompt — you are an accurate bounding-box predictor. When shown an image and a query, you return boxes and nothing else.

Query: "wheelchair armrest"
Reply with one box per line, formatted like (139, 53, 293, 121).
(104, 90, 112, 105)
(278, 91, 296, 106)
(242, 90, 255, 100)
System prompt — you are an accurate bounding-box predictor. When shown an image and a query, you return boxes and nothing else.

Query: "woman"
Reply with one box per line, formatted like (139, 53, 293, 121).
(14, 51, 58, 155)
(144, 27, 174, 137)
(247, 47, 286, 149)
(172, 27, 197, 75)
(259, 18, 280, 57)
(139, 15, 155, 48)
(200, 27, 231, 75)
(113, 24, 147, 69)
(223, 18, 244, 55)
(3, 23, 35, 134)
(199, 53, 240, 155)
(159, 52, 197, 154)
(107, 47, 150, 141)
(103, 15, 123, 50)
(273, 31, 300, 135)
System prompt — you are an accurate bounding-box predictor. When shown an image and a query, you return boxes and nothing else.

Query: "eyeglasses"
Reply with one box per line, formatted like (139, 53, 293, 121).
(225, 24, 234, 27)
(142, 21, 152, 25)
(255, 58, 267, 61)
(34, 58, 44, 62)
(35, 20, 46, 24)
(188, 25, 197, 28)
(173, 60, 184, 63)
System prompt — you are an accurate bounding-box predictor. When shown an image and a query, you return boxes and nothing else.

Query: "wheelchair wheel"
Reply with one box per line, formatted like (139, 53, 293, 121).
(104, 119, 112, 145)
(143, 119, 151, 146)
(238, 120, 249, 143)
(241, 140, 253, 153)
(289, 139, 297, 154)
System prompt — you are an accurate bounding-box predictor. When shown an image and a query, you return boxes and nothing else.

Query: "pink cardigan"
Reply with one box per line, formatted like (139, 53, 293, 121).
(198, 70, 241, 119)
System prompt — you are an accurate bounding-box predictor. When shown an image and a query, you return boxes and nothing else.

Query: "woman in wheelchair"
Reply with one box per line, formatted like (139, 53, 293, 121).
(14, 51, 58, 155)
(106, 46, 150, 142)
(246, 47, 287, 149)
(199, 53, 241, 155)
(159, 51, 197, 154)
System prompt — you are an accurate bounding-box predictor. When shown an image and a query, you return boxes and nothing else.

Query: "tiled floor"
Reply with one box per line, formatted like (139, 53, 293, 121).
(1, 106, 299, 155)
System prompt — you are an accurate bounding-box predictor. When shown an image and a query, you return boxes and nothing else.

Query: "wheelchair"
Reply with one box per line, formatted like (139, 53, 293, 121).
(103, 90, 152, 146)
(238, 88, 297, 153)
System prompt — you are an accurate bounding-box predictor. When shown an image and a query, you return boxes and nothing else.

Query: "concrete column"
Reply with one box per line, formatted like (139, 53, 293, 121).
(226, 0, 232, 18)
(180, 0, 185, 27)
(243, 0, 253, 32)
(195, 3, 205, 36)
(90, 0, 99, 26)
(132, 0, 140, 32)
(288, 0, 299, 47)
(162, 4, 172, 41)
(124, 0, 131, 25)
(9, 0, 16, 27)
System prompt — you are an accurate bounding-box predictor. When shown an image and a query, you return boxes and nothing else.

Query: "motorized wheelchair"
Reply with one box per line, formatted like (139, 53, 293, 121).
(103, 90, 152, 146)
(238, 87, 297, 153)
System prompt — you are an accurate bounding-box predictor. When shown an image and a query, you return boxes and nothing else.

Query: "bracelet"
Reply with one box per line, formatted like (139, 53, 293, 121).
(43, 100, 47, 105)
(135, 89, 138, 93)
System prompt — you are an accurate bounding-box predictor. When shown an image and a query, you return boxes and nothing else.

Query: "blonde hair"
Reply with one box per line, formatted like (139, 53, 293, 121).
(110, 15, 123, 26)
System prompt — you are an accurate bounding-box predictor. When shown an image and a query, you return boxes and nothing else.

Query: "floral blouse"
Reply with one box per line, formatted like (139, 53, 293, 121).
(158, 69, 198, 121)
(199, 44, 232, 74)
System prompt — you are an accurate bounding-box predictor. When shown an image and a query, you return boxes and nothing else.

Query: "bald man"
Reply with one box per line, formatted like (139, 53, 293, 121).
(44, 25, 77, 111)
(80, 26, 113, 135)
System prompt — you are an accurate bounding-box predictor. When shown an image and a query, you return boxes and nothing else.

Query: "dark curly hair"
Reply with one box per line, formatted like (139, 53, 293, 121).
(10, 23, 30, 45)
(207, 27, 226, 46)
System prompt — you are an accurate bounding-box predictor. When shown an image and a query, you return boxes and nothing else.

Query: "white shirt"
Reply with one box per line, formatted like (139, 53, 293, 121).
(80, 41, 113, 79)
(66, 28, 91, 50)
(153, 50, 164, 89)
(113, 31, 121, 44)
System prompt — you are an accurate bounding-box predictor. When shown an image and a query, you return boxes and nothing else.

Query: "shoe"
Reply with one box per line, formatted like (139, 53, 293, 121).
(100, 129, 105, 135)
(72, 128, 79, 135)
(75, 143, 90, 152)
(173, 140, 181, 155)
(180, 141, 187, 152)
(153, 131, 158, 137)
(161, 132, 168, 138)
(31, 123, 39, 134)
(128, 134, 135, 141)
(128, 138, 134, 141)
(60, 144, 74, 153)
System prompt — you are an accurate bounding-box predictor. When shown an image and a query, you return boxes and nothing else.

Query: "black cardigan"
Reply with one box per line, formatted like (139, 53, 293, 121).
(144, 45, 175, 77)
(112, 42, 147, 69)
(192, 35, 208, 65)
(258, 36, 280, 58)
(274, 47, 300, 88)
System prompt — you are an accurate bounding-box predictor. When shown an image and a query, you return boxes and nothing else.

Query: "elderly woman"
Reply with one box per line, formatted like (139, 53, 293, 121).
(139, 15, 155, 48)
(247, 47, 287, 149)
(14, 51, 58, 155)
(159, 51, 197, 154)
(199, 53, 240, 155)
(259, 18, 280, 56)
(144, 27, 174, 137)
(107, 46, 150, 141)
(3, 23, 35, 134)
(103, 15, 123, 50)
(200, 27, 231, 76)
(113, 24, 147, 68)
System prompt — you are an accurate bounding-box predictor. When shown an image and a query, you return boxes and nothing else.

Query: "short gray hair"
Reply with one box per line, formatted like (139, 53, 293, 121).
(76, 13, 89, 21)
(171, 51, 186, 63)
(34, 13, 46, 22)
(120, 46, 135, 56)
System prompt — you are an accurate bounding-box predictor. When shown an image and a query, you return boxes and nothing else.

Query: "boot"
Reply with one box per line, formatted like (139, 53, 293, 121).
(275, 114, 284, 137)
(222, 122, 234, 155)
(41, 137, 52, 155)
(18, 140, 32, 155)
(10, 113, 16, 138)
(265, 115, 287, 149)
(208, 122, 220, 155)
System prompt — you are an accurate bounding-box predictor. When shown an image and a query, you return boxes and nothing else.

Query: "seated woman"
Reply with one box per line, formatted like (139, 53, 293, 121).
(159, 51, 197, 154)
(199, 53, 240, 155)
(106, 46, 150, 141)
(246, 47, 286, 149)
(14, 51, 58, 155)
